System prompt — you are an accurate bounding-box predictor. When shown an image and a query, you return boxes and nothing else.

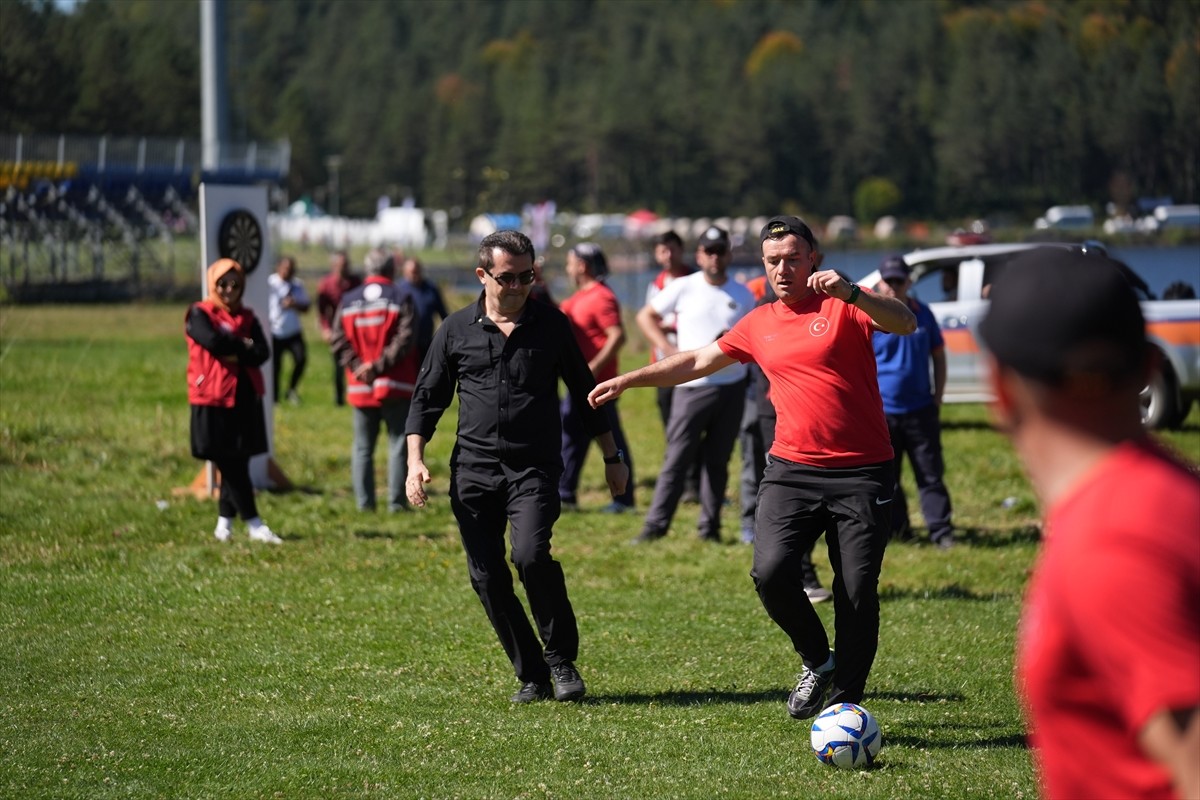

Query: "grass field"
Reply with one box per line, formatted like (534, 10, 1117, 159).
(2, 303, 1197, 799)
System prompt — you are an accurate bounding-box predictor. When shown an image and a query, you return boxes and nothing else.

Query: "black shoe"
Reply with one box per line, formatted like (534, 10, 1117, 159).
(631, 528, 666, 544)
(510, 681, 552, 703)
(787, 658, 835, 719)
(551, 661, 586, 702)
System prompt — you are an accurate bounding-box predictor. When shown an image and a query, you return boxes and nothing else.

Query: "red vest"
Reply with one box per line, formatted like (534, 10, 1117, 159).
(340, 277, 419, 407)
(186, 302, 265, 406)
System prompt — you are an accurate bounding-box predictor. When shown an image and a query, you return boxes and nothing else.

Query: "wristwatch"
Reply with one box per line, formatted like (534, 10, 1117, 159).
(603, 449, 625, 465)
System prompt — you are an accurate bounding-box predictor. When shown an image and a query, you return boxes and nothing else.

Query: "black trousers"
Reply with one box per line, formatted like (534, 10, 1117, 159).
(331, 350, 346, 406)
(752, 457, 893, 706)
(449, 457, 577, 685)
(272, 332, 307, 400)
(886, 404, 953, 543)
(212, 456, 259, 520)
(559, 395, 634, 507)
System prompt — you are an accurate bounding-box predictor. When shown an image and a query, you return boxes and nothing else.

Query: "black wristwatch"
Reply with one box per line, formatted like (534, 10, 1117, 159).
(603, 449, 625, 465)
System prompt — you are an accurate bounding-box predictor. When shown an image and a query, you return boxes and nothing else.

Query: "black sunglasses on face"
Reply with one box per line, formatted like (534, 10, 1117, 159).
(486, 268, 537, 287)
(702, 246, 729, 256)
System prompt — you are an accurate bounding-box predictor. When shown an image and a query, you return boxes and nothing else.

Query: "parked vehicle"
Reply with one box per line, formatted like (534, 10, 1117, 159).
(856, 243, 1200, 429)
(1034, 205, 1094, 230)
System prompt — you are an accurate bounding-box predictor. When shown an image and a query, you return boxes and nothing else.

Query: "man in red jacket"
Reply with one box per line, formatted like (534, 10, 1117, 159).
(317, 250, 362, 406)
(329, 249, 419, 512)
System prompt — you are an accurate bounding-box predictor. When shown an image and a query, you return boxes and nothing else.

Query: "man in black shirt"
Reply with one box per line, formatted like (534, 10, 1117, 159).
(405, 230, 628, 703)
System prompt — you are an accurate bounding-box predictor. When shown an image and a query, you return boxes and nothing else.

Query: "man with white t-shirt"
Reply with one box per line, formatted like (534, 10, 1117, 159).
(633, 225, 755, 543)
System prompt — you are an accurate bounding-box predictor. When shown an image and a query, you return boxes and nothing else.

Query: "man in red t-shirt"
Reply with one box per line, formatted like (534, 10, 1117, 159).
(591, 216, 917, 719)
(317, 250, 362, 406)
(980, 248, 1199, 800)
(559, 243, 634, 512)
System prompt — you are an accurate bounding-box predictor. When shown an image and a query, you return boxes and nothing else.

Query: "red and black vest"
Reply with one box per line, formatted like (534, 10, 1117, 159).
(186, 301, 265, 407)
(341, 277, 419, 407)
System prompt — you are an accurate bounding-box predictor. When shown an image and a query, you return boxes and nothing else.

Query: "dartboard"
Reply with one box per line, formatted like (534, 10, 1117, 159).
(217, 209, 263, 273)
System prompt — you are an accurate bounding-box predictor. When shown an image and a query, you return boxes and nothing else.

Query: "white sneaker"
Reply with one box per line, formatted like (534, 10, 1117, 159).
(805, 586, 833, 603)
(249, 525, 282, 544)
(214, 525, 233, 542)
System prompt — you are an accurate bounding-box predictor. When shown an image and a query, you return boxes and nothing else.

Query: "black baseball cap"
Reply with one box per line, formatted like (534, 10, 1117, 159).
(978, 247, 1146, 384)
(760, 215, 819, 250)
(697, 225, 730, 251)
(570, 241, 609, 278)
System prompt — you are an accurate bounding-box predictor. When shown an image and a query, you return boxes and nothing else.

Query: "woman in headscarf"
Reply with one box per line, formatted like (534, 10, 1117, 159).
(185, 258, 281, 543)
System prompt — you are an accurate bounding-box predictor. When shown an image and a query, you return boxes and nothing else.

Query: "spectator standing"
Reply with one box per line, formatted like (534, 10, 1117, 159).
(329, 250, 420, 513)
(979, 248, 1199, 800)
(645, 230, 696, 427)
(558, 242, 636, 513)
(405, 231, 628, 704)
(400, 256, 449, 364)
(633, 225, 755, 543)
(185, 258, 281, 544)
(316, 250, 361, 406)
(592, 216, 916, 718)
(872, 255, 955, 548)
(267, 255, 311, 404)
(645, 231, 702, 502)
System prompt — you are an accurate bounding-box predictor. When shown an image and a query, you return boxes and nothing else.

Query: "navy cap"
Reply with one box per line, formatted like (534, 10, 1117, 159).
(879, 255, 909, 281)
(978, 248, 1146, 384)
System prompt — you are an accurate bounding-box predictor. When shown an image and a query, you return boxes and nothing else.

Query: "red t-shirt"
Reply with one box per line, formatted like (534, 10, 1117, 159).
(717, 292, 893, 467)
(1017, 439, 1200, 800)
(560, 281, 623, 383)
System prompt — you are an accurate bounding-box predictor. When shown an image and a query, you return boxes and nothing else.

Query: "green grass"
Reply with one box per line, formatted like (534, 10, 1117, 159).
(2, 304, 1197, 799)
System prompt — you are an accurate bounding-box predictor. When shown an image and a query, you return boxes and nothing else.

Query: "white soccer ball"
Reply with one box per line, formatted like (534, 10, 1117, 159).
(810, 702, 882, 769)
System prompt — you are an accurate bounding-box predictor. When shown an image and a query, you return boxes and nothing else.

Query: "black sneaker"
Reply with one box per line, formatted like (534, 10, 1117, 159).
(510, 681, 552, 704)
(787, 660, 835, 719)
(631, 527, 666, 545)
(551, 661, 586, 702)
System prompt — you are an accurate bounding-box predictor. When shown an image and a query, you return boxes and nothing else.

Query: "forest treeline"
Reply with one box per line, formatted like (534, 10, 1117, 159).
(2, 0, 1197, 222)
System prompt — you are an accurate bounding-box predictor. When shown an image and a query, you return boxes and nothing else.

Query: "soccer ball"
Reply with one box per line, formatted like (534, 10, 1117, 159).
(810, 702, 882, 769)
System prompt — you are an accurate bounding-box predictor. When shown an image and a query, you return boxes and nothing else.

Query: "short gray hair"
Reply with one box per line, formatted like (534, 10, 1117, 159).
(364, 248, 395, 277)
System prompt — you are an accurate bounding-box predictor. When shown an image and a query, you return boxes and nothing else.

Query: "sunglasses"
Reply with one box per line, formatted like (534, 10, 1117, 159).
(485, 268, 536, 287)
(884, 277, 907, 287)
(702, 245, 729, 256)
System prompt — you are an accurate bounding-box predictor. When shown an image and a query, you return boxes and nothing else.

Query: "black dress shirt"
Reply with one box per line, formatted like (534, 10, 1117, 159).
(406, 293, 610, 469)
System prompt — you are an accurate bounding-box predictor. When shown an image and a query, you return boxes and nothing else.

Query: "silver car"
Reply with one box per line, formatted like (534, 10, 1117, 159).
(856, 243, 1200, 429)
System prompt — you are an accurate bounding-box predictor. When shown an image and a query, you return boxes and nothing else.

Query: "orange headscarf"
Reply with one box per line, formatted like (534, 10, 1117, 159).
(206, 258, 245, 313)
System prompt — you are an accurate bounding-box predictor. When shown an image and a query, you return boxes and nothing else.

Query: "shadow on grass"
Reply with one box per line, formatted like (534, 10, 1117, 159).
(264, 484, 324, 496)
(880, 584, 1016, 602)
(883, 732, 1027, 750)
(352, 528, 434, 540)
(584, 689, 782, 706)
(940, 419, 998, 431)
(891, 525, 1041, 548)
(867, 690, 965, 703)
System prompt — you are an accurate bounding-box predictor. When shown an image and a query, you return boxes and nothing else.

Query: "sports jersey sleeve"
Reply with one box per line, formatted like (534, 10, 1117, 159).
(1057, 476, 1200, 733)
(918, 303, 944, 350)
(716, 308, 758, 363)
(594, 289, 621, 330)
